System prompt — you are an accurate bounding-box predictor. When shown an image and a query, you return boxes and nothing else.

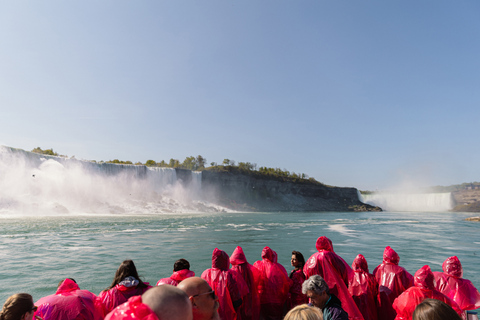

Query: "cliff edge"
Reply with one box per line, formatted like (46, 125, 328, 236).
(199, 168, 381, 212)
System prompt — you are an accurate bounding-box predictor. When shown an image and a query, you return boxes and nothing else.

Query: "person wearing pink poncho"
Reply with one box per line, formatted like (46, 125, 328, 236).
(230, 246, 261, 320)
(98, 260, 152, 316)
(303, 236, 363, 320)
(105, 285, 192, 320)
(348, 254, 378, 320)
(156, 259, 195, 286)
(253, 246, 291, 320)
(201, 248, 249, 320)
(35, 278, 103, 320)
(392, 265, 463, 320)
(373, 246, 414, 320)
(433, 256, 480, 311)
(289, 251, 308, 309)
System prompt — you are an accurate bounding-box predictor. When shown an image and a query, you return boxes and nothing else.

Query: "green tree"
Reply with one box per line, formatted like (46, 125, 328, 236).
(145, 160, 157, 167)
(169, 158, 180, 168)
(181, 156, 196, 170)
(196, 155, 206, 170)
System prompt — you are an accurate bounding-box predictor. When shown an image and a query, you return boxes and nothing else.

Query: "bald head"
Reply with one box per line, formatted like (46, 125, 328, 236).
(178, 277, 219, 320)
(142, 285, 192, 320)
(178, 277, 211, 296)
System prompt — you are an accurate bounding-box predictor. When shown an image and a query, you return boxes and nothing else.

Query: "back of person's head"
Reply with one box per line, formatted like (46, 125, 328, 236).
(57, 278, 76, 288)
(292, 251, 306, 268)
(413, 299, 462, 320)
(142, 285, 192, 320)
(284, 304, 323, 320)
(109, 259, 147, 289)
(302, 275, 329, 296)
(174, 259, 191, 272)
(0, 293, 34, 320)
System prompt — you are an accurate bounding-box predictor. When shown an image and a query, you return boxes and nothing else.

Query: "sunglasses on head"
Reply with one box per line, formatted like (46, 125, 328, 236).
(31, 306, 38, 312)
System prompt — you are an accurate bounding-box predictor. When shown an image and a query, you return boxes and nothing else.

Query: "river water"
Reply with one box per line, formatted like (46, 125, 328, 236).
(1, 210, 478, 306)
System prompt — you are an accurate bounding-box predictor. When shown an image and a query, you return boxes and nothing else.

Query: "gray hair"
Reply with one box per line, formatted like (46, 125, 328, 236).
(302, 275, 329, 295)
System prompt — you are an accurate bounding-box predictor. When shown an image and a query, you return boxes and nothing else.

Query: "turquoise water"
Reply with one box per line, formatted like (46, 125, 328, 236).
(1, 211, 478, 307)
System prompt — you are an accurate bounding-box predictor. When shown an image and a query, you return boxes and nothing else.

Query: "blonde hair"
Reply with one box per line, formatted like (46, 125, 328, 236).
(0, 293, 34, 320)
(284, 304, 323, 320)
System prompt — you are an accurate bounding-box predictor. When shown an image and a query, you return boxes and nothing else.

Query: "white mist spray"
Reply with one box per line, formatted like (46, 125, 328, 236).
(0, 146, 227, 216)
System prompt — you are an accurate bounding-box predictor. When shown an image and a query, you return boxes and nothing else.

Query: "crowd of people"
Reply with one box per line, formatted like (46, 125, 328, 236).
(1, 236, 479, 320)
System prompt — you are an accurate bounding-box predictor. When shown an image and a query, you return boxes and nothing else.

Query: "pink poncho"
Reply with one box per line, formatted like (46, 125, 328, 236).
(304, 236, 363, 320)
(434, 256, 480, 311)
(35, 278, 104, 320)
(392, 265, 463, 320)
(202, 248, 249, 320)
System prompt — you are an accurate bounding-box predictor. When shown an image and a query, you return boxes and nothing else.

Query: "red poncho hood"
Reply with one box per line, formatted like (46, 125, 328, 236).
(414, 265, 435, 290)
(442, 256, 463, 278)
(261, 246, 276, 262)
(104, 296, 158, 320)
(171, 269, 195, 281)
(56, 279, 80, 294)
(212, 248, 230, 270)
(352, 254, 369, 273)
(315, 236, 334, 252)
(383, 246, 400, 265)
(230, 246, 247, 265)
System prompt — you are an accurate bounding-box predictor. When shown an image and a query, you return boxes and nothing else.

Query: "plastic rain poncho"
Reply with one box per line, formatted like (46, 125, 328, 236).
(253, 246, 291, 305)
(230, 246, 261, 320)
(304, 236, 363, 320)
(372, 246, 413, 320)
(289, 269, 308, 309)
(201, 248, 249, 320)
(104, 295, 158, 320)
(433, 256, 480, 311)
(348, 254, 378, 320)
(98, 277, 152, 316)
(34, 278, 104, 320)
(392, 265, 463, 320)
(156, 269, 195, 286)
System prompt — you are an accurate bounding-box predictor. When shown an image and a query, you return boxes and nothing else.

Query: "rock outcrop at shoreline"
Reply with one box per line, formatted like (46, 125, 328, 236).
(198, 169, 382, 212)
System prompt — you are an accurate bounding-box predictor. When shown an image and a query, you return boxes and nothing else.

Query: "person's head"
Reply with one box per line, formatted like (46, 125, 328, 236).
(178, 277, 219, 320)
(315, 237, 333, 252)
(291, 251, 306, 269)
(211, 248, 230, 270)
(442, 256, 463, 278)
(302, 275, 330, 309)
(0, 293, 36, 320)
(142, 285, 193, 320)
(412, 298, 462, 320)
(383, 246, 400, 265)
(173, 259, 191, 272)
(284, 304, 323, 320)
(108, 259, 147, 289)
(414, 265, 435, 290)
(57, 278, 76, 288)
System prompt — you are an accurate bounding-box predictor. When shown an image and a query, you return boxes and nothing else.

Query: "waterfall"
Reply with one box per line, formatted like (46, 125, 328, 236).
(360, 192, 454, 212)
(0, 146, 225, 215)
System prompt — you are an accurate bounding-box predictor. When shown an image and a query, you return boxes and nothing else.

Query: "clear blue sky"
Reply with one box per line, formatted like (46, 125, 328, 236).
(1, 1, 479, 191)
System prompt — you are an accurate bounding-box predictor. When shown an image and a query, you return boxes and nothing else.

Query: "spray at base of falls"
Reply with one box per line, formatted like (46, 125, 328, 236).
(0, 146, 230, 216)
(359, 191, 454, 212)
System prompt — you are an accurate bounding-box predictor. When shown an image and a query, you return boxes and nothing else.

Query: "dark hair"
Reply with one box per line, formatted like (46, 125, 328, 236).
(413, 299, 462, 320)
(290, 251, 306, 278)
(173, 259, 190, 272)
(0, 293, 34, 320)
(107, 260, 148, 290)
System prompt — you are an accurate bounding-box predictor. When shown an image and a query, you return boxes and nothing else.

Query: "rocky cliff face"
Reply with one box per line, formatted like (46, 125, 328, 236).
(199, 169, 381, 212)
